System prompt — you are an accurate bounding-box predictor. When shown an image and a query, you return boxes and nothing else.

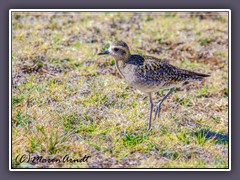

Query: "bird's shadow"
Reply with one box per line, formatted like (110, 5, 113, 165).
(193, 129, 229, 144)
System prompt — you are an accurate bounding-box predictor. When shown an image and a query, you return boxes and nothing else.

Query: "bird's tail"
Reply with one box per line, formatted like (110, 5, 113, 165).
(186, 71, 210, 80)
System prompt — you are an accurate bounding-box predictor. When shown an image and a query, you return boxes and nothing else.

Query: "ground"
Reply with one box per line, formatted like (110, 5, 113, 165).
(11, 11, 229, 168)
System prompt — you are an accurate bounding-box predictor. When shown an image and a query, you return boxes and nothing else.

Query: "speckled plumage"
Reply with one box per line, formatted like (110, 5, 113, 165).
(98, 40, 210, 130)
(120, 54, 209, 93)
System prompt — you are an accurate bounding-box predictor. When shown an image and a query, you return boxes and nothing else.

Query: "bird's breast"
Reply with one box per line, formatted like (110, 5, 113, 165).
(116, 60, 178, 93)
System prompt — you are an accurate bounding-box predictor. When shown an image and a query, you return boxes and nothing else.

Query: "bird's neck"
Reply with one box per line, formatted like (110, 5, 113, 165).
(115, 59, 127, 78)
(114, 54, 131, 78)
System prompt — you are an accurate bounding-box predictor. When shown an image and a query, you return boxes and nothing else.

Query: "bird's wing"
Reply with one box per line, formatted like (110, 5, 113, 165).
(137, 55, 209, 82)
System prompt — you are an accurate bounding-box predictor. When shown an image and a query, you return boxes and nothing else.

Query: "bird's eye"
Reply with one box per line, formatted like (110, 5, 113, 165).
(114, 48, 119, 51)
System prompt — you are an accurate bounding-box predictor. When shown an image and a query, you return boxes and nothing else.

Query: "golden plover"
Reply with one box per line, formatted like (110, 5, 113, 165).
(98, 40, 210, 130)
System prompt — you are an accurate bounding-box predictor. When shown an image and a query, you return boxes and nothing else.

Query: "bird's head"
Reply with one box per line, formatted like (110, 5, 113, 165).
(98, 40, 131, 60)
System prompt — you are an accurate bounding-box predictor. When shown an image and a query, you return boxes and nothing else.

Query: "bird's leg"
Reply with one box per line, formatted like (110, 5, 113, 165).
(147, 93, 153, 130)
(154, 88, 174, 120)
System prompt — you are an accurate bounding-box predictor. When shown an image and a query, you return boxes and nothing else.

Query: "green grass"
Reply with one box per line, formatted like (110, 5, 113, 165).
(11, 11, 228, 168)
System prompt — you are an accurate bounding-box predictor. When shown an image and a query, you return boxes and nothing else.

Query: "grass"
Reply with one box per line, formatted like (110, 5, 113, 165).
(11, 11, 229, 168)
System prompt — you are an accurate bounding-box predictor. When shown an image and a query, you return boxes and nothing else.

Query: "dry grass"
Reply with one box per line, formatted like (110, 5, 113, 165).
(11, 11, 228, 168)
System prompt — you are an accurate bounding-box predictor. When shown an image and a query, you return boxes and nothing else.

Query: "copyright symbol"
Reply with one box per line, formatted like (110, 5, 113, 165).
(15, 154, 29, 163)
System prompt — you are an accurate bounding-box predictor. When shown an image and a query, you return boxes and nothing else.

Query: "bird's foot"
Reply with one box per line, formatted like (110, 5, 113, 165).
(146, 117, 153, 130)
(147, 124, 152, 131)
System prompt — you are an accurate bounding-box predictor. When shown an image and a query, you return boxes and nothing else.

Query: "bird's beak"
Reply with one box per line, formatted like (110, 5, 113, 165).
(98, 50, 109, 55)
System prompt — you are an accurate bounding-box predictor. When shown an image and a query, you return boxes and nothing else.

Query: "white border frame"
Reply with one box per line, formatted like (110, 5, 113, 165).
(9, 9, 231, 171)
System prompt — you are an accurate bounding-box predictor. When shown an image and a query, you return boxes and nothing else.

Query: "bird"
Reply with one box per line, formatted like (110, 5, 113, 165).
(98, 40, 210, 130)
